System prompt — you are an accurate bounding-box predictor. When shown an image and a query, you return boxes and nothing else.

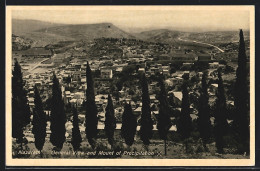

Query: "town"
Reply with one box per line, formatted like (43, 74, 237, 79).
(12, 28, 250, 158)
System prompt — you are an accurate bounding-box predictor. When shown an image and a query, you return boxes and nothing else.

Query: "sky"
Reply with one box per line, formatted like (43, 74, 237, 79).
(11, 6, 251, 32)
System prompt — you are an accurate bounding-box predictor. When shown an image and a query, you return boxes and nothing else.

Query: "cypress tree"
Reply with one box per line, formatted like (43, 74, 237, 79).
(105, 94, 116, 147)
(140, 73, 153, 146)
(197, 71, 212, 149)
(12, 59, 31, 143)
(157, 77, 172, 155)
(85, 62, 98, 149)
(233, 29, 250, 154)
(214, 69, 228, 153)
(32, 85, 46, 156)
(121, 103, 137, 147)
(71, 106, 82, 152)
(178, 81, 192, 140)
(50, 73, 66, 150)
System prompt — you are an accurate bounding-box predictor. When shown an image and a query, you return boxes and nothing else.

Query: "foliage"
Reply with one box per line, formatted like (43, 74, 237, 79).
(12, 59, 31, 141)
(140, 74, 153, 145)
(71, 106, 82, 151)
(50, 73, 66, 150)
(214, 69, 229, 153)
(121, 103, 137, 146)
(85, 62, 98, 149)
(32, 86, 47, 152)
(105, 94, 116, 146)
(197, 71, 212, 147)
(157, 77, 172, 140)
(177, 81, 192, 140)
(191, 61, 209, 72)
(233, 29, 250, 154)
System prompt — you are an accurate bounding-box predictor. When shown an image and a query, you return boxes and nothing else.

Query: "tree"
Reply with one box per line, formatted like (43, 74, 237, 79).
(157, 77, 172, 155)
(121, 103, 137, 147)
(85, 62, 98, 149)
(32, 85, 47, 157)
(71, 106, 82, 152)
(140, 74, 153, 146)
(50, 73, 66, 150)
(105, 94, 116, 147)
(233, 29, 250, 154)
(178, 81, 192, 140)
(197, 71, 212, 149)
(214, 69, 228, 153)
(12, 59, 31, 144)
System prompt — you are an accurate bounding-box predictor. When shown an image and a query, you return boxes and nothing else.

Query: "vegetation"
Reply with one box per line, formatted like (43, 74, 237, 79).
(12, 59, 31, 143)
(71, 106, 82, 152)
(121, 103, 137, 147)
(178, 81, 192, 140)
(32, 85, 46, 156)
(50, 73, 66, 150)
(214, 69, 228, 153)
(85, 62, 98, 149)
(140, 74, 153, 146)
(233, 29, 250, 155)
(105, 94, 116, 147)
(157, 77, 172, 155)
(197, 71, 212, 149)
(12, 29, 250, 159)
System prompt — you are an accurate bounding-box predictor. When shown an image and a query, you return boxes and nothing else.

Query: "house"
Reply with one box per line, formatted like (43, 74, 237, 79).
(138, 68, 145, 73)
(197, 54, 212, 62)
(74, 92, 84, 99)
(171, 53, 198, 62)
(209, 62, 220, 69)
(134, 107, 142, 116)
(100, 68, 113, 79)
(210, 84, 218, 93)
(172, 91, 182, 101)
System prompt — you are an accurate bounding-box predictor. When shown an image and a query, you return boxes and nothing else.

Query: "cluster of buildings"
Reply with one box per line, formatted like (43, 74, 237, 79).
(15, 37, 234, 143)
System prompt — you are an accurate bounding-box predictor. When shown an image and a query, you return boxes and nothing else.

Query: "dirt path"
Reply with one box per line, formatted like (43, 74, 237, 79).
(177, 37, 225, 53)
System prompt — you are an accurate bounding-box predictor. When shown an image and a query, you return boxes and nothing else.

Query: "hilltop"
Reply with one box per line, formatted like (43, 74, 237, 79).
(12, 19, 250, 48)
(35, 23, 135, 41)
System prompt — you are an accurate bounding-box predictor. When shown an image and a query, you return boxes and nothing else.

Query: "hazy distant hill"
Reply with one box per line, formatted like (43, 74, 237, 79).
(134, 29, 182, 43)
(180, 31, 250, 43)
(12, 19, 64, 35)
(35, 23, 135, 41)
(12, 19, 249, 47)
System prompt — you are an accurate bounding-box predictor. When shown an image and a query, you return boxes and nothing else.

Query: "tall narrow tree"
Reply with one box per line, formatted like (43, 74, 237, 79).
(214, 69, 228, 153)
(50, 73, 66, 150)
(32, 85, 46, 157)
(178, 81, 192, 140)
(105, 94, 116, 147)
(157, 77, 172, 155)
(121, 103, 137, 147)
(85, 62, 98, 149)
(197, 71, 212, 149)
(12, 59, 31, 143)
(71, 106, 82, 152)
(233, 29, 250, 154)
(140, 73, 153, 146)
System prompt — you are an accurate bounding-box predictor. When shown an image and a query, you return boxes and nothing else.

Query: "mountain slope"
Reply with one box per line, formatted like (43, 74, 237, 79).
(134, 29, 182, 43)
(12, 19, 64, 35)
(35, 23, 135, 40)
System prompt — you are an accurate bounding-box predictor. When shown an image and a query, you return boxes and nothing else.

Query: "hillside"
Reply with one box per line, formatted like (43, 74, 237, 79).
(12, 19, 250, 48)
(12, 34, 33, 50)
(12, 19, 64, 35)
(35, 23, 135, 41)
(134, 29, 182, 43)
(180, 31, 250, 44)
